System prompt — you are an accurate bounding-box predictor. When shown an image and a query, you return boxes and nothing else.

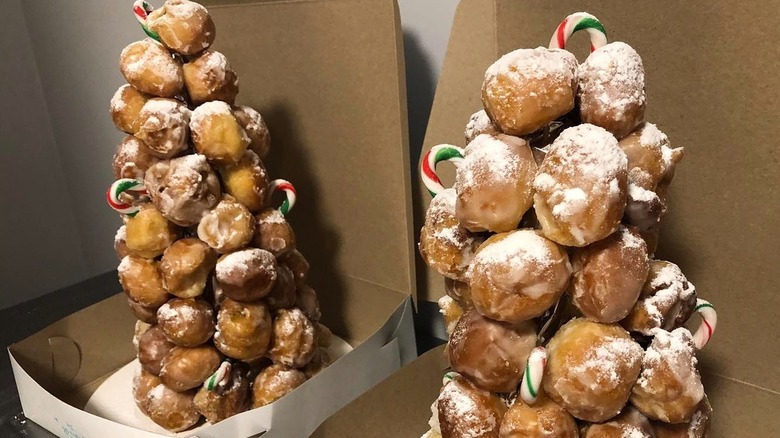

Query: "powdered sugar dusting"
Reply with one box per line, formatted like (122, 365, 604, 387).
(464, 110, 499, 142)
(638, 123, 668, 147)
(438, 380, 498, 438)
(110, 85, 130, 112)
(191, 100, 233, 130)
(628, 183, 657, 203)
(551, 187, 588, 219)
(457, 134, 522, 190)
(570, 336, 642, 390)
(216, 248, 273, 281)
(485, 47, 576, 84)
(579, 42, 645, 122)
(637, 328, 703, 405)
(121, 39, 181, 93)
(619, 226, 646, 250)
(475, 230, 552, 267)
(259, 209, 287, 224)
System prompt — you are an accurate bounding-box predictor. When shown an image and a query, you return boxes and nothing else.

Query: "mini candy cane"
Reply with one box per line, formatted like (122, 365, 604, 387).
(421, 144, 465, 197)
(442, 371, 460, 386)
(692, 299, 717, 350)
(270, 179, 297, 216)
(106, 178, 148, 217)
(520, 347, 547, 404)
(203, 360, 232, 391)
(549, 12, 607, 52)
(132, 0, 161, 42)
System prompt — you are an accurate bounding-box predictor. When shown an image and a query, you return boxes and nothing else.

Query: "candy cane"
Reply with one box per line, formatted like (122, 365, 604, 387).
(692, 299, 717, 350)
(132, 0, 161, 42)
(106, 178, 148, 217)
(421, 144, 464, 197)
(520, 347, 547, 404)
(203, 360, 232, 391)
(442, 371, 460, 386)
(270, 179, 297, 216)
(549, 12, 607, 52)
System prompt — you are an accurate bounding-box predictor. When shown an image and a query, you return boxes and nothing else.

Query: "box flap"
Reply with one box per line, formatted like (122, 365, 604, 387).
(312, 344, 448, 437)
(415, 0, 779, 415)
(202, 0, 416, 301)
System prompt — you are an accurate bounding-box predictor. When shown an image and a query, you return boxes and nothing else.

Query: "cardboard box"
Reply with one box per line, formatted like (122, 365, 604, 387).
(406, 0, 779, 436)
(9, 0, 417, 436)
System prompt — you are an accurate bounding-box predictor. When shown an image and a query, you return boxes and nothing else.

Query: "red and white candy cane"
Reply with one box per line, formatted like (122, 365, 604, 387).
(520, 347, 547, 404)
(421, 144, 465, 197)
(692, 299, 717, 350)
(132, 0, 161, 42)
(549, 12, 607, 53)
(442, 371, 460, 386)
(270, 179, 297, 216)
(106, 178, 148, 217)
(203, 360, 232, 391)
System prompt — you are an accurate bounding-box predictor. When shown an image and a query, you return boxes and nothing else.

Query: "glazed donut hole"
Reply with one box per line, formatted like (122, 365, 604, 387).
(160, 237, 218, 299)
(295, 284, 321, 321)
(214, 298, 273, 360)
(443, 277, 473, 309)
(119, 256, 170, 308)
(464, 109, 501, 143)
(481, 47, 578, 136)
(147, 0, 216, 56)
(133, 368, 161, 415)
(144, 154, 222, 227)
(124, 203, 181, 258)
(251, 364, 306, 408)
(316, 322, 333, 348)
(156, 298, 215, 347)
(302, 347, 332, 379)
(581, 406, 655, 438)
(233, 105, 271, 159)
(191, 100, 251, 165)
(283, 249, 310, 288)
(193, 362, 250, 423)
(437, 296, 464, 336)
(622, 260, 696, 335)
(499, 391, 579, 438)
(252, 208, 296, 259)
(570, 226, 650, 323)
(455, 134, 538, 233)
(113, 135, 160, 180)
(138, 325, 175, 376)
(214, 248, 277, 302)
(532, 124, 628, 247)
(419, 188, 482, 281)
(135, 98, 191, 159)
(268, 307, 316, 368)
(578, 42, 646, 140)
(543, 318, 643, 422)
(160, 345, 222, 392)
(652, 395, 712, 438)
(265, 265, 297, 311)
(145, 383, 201, 432)
(437, 376, 506, 438)
(447, 309, 536, 393)
(216, 150, 270, 213)
(109, 84, 149, 134)
(128, 298, 162, 324)
(468, 229, 572, 324)
(630, 328, 704, 424)
(197, 195, 256, 254)
(115, 225, 131, 260)
(183, 50, 239, 105)
(119, 38, 183, 98)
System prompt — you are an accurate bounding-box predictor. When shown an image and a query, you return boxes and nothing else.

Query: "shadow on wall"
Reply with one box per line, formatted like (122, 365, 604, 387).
(403, 30, 447, 351)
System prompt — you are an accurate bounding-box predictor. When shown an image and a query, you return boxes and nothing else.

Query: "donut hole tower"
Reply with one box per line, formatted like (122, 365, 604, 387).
(420, 12, 718, 438)
(109, 0, 332, 432)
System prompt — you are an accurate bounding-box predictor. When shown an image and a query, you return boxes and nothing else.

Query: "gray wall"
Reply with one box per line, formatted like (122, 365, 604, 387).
(0, 0, 458, 308)
(0, 0, 88, 308)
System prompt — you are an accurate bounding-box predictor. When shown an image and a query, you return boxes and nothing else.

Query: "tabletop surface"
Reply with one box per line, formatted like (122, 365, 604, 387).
(0, 271, 119, 437)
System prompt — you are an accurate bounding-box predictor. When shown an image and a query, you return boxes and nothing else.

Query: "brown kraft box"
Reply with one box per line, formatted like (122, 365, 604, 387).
(322, 0, 779, 436)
